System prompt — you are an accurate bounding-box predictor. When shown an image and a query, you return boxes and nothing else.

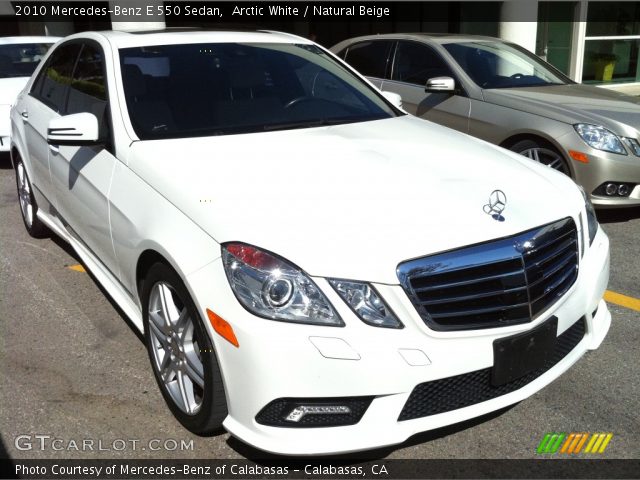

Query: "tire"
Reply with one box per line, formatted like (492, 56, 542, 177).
(510, 139, 571, 176)
(15, 157, 49, 238)
(141, 262, 227, 434)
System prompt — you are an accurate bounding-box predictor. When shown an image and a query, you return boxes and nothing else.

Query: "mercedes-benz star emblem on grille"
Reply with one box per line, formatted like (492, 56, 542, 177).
(483, 190, 507, 221)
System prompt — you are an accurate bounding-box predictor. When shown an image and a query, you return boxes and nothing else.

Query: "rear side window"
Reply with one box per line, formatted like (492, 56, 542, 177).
(343, 40, 393, 79)
(392, 41, 454, 86)
(31, 43, 81, 113)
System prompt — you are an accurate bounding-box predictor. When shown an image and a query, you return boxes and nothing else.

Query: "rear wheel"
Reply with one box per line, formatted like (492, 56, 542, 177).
(142, 262, 227, 434)
(510, 139, 571, 176)
(15, 158, 48, 238)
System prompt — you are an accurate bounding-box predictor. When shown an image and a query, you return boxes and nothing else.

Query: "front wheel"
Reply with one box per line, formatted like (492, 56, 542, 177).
(142, 262, 227, 434)
(510, 139, 571, 176)
(15, 158, 48, 238)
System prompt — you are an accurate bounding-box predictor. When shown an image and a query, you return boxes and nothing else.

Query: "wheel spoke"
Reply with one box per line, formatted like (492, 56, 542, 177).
(161, 359, 178, 384)
(148, 315, 169, 347)
(184, 351, 205, 389)
(532, 149, 540, 162)
(177, 371, 195, 414)
(157, 284, 175, 325)
(176, 308, 190, 338)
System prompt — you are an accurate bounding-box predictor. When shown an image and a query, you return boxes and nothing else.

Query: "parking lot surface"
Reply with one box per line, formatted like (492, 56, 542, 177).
(0, 153, 638, 461)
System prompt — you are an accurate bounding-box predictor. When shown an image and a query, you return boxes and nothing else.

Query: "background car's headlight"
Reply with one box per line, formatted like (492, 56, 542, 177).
(222, 243, 343, 326)
(579, 187, 599, 245)
(329, 279, 403, 329)
(574, 124, 626, 155)
(622, 137, 640, 156)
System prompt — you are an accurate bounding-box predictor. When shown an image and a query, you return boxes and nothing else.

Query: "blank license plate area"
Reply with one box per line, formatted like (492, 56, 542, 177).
(491, 316, 558, 386)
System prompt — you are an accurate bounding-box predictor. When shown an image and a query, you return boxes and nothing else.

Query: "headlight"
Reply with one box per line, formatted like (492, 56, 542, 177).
(222, 243, 343, 326)
(574, 124, 626, 155)
(578, 187, 598, 245)
(328, 279, 403, 329)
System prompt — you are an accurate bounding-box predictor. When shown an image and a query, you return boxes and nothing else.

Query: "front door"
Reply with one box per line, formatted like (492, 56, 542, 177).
(382, 41, 471, 133)
(47, 42, 119, 277)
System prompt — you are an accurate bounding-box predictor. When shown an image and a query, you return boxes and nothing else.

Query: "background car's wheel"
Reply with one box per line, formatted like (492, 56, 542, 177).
(15, 158, 48, 238)
(510, 139, 571, 176)
(142, 262, 227, 434)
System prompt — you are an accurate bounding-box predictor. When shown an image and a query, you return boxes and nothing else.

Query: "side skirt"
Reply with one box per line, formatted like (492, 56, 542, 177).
(36, 209, 145, 333)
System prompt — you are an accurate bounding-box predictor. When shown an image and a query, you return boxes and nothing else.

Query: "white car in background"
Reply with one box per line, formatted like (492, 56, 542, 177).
(0, 36, 59, 151)
(10, 30, 611, 455)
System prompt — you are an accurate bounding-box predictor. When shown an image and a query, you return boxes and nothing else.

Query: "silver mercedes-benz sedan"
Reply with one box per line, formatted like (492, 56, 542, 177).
(332, 34, 640, 208)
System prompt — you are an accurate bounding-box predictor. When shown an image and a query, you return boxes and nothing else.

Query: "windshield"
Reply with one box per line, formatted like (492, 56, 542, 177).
(0, 43, 53, 79)
(120, 42, 398, 139)
(443, 41, 571, 89)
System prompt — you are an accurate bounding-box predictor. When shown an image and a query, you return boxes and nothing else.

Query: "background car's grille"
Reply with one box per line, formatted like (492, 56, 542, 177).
(398, 317, 586, 421)
(397, 218, 578, 331)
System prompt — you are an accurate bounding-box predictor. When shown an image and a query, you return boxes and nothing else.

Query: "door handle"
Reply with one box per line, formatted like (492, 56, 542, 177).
(20, 111, 29, 120)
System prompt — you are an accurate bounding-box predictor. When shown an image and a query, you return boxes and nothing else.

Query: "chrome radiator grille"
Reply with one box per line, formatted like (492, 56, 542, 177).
(397, 218, 579, 331)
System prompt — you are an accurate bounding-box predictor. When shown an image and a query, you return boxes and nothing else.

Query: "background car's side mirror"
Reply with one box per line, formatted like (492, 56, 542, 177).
(425, 76, 456, 93)
(47, 113, 100, 146)
(381, 91, 403, 109)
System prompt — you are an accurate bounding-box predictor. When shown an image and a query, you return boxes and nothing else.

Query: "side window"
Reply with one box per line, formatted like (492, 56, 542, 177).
(343, 40, 393, 79)
(392, 41, 454, 86)
(31, 43, 81, 113)
(66, 44, 107, 116)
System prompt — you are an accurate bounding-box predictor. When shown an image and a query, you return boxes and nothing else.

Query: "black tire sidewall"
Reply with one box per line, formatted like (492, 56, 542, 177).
(141, 262, 227, 434)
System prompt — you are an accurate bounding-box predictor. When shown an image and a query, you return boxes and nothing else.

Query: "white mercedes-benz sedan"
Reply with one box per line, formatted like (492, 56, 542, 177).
(10, 30, 611, 455)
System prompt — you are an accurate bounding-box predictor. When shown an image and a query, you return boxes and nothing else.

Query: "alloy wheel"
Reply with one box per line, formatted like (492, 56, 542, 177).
(147, 281, 205, 415)
(519, 147, 570, 175)
(16, 162, 33, 228)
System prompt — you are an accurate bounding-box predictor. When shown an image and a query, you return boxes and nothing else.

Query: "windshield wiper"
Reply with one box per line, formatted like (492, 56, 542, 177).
(263, 118, 345, 132)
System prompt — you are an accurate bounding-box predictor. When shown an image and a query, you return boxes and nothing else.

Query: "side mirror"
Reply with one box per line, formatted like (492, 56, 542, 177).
(381, 90, 403, 109)
(425, 76, 456, 93)
(47, 113, 99, 146)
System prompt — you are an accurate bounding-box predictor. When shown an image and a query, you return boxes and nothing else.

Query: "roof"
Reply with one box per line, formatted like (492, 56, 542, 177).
(335, 32, 503, 45)
(77, 30, 312, 49)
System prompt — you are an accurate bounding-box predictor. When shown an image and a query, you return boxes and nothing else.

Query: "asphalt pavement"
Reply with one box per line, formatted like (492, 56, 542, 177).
(0, 152, 638, 461)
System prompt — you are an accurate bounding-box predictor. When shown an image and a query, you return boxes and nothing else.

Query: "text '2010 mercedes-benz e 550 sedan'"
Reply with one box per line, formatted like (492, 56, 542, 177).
(10, 30, 611, 455)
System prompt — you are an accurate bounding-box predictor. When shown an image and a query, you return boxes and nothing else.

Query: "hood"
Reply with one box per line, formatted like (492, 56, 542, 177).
(0, 77, 29, 105)
(483, 84, 640, 135)
(128, 115, 582, 284)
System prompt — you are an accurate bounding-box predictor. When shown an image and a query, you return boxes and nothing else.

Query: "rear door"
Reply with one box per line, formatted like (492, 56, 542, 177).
(382, 40, 471, 133)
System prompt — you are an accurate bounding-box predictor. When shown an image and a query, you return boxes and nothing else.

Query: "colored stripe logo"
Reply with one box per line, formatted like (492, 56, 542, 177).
(537, 433, 613, 454)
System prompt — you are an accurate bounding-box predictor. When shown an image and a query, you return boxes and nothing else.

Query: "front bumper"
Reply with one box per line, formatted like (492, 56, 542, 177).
(186, 226, 610, 455)
(558, 132, 640, 208)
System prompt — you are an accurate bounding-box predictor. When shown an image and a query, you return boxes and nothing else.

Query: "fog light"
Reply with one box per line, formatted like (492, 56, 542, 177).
(618, 184, 630, 196)
(285, 405, 351, 422)
(255, 396, 374, 427)
(605, 183, 617, 195)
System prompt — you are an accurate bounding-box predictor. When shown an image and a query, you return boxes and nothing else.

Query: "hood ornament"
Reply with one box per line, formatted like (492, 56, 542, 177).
(483, 190, 507, 222)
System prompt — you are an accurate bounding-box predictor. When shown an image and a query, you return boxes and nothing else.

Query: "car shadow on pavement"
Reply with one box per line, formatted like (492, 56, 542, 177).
(0, 152, 13, 170)
(226, 404, 516, 463)
(597, 207, 640, 224)
(48, 235, 146, 345)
